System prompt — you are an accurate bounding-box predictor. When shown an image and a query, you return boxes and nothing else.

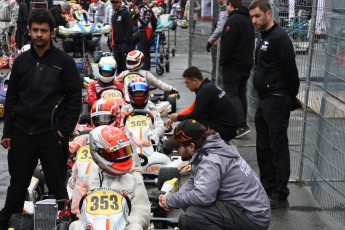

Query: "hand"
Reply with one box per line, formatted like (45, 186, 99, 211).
(206, 42, 212, 52)
(159, 194, 171, 211)
(1, 138, 11, 149)
(165, 118, 173, 129)
(167, 113, 178, 122)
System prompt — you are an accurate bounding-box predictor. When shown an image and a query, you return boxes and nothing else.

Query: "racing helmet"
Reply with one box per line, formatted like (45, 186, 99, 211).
(89, 125, 133, 175)
(91, 97, 124, 127)
(98, 56, 117, 84)
(73, 9, 90, 26)
(128, 75, 150, 109)
(126, 50, 144, 71)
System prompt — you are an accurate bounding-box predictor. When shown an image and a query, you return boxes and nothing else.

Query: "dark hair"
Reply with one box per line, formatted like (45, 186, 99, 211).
(226, 0, 242, 8)
(193, 129, 216, 149)
(249, 0, 271, 12)
(29, 9, 56, 31)
(182, 66, 204, 81)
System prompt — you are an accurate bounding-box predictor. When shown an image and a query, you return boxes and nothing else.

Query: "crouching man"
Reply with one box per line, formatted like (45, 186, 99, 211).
(159, 119, 271, 230)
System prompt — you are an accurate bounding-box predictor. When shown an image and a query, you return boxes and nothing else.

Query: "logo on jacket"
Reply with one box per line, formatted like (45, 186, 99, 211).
(261, 41, 269, 51)
(117, 16, 122, 21)
(225, 25, 230, 32)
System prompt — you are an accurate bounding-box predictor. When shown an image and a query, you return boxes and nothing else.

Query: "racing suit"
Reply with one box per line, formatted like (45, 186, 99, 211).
(166, 133, 271, 229)
(117, 69, 174, 92)
(69, 169, 151, 230)
(67, 135, 143, 198)
(0, 0, 18, 58)
(87, 79, 125, 106)
(121, 100, 165, 146)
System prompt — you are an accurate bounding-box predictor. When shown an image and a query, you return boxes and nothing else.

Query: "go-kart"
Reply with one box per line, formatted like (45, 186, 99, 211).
(0, 71, 10, 118)
(123, 109, 188, 173)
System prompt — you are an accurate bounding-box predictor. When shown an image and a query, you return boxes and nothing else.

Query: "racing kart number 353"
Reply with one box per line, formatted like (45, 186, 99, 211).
(85, 190, 124, 215)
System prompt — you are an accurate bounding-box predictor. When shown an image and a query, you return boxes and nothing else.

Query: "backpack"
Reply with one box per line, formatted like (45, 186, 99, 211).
(150, 10, 157, 32)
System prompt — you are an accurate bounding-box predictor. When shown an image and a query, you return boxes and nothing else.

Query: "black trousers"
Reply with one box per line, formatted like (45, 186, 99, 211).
(133, 29, 153, 71)
(223, 67, 250, 129)
(255, 95, 291, 199)
(15, 25, 29, 50)
(113, 42, 130, 75)
(0, 129, 68, 228)
(179, 202, 268, 230)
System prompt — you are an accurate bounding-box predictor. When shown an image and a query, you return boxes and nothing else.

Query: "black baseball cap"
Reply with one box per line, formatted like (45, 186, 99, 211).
(164, 119, 206, 150)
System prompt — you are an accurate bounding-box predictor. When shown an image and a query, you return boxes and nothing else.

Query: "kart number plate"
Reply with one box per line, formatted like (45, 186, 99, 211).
(124, 74, 142, 84)
(0, 105, 3, 118)
(127, 115, 150, 128)
(85, 190, 123, 215)
(77, 145, 93, 162)
(100, 89, 123, 99)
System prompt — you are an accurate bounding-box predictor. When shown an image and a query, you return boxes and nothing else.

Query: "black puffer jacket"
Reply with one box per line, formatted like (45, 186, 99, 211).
(49, 4, 68, 27)
(111, 5, 132, 45)
(16, 0, 28, 27)
(2, 45, 82, 138)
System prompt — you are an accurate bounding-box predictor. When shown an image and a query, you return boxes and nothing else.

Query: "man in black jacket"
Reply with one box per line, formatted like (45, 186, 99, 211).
(220, 0, 254, 139)
(111, 0, 132, 74)
(249, 0, 300, 209)
(167, 66, 238, 142)
(49, 1, 71, 27)
(0, 9, 82, 229)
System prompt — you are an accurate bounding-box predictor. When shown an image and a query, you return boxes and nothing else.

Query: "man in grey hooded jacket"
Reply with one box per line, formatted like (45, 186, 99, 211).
(161, 119, 271, 230)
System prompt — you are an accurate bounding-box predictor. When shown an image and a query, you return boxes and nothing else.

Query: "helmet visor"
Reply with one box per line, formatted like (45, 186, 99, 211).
(100, 65, 115, 72)
(126, 60, 139, 66)
(91, 114, 115, 126)
(98, 145, 133, 162)
(131, 82, 148, 93)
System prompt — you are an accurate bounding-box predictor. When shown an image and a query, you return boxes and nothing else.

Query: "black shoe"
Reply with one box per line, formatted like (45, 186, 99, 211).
(270, 198, 289, 209)
(235, 126, 251, 138)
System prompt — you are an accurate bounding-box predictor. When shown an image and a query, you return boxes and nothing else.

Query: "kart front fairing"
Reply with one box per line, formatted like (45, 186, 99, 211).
(58, 22, 111, 36)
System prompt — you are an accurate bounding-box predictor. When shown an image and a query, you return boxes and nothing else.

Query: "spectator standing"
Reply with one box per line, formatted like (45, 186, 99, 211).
(184, 0, 200, 33)
(249, 0, 300, 209)
(220, 0, 255, 139)
(161, 119, 271, 229)
(15, 0, 29, 50)
(0, 9, 82, 229)
(111, 0, 133, 74)
(206, 0, 227, 52)
(167, 66, 238, 142)
(88, 0, 106, 56)
(0, 0, 18, 66)
(132, 0, 156, 70)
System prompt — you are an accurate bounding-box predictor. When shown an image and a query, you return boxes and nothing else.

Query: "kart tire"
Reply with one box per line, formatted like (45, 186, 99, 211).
(156, 65, 164, 75)
(159, 54, 164, 64)
(139, 153, 149, 166)
(57, 221, 70, 230)
(165, 60, 170, 73)
(8, 213, 34, 230)
(167, 94, 176, 113)
(157, 167, 180, 190)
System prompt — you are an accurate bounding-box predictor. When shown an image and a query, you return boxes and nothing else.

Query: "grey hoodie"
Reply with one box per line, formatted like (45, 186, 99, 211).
(167, 133, 271, 227)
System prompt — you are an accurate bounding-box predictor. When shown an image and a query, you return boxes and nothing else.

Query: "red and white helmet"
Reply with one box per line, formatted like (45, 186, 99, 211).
(128, 75, 150, 109)
(89, 125, 133, 175)
(126, 50, 144, 71)
(98, 56, 117, 84)
(91, 97, 124, 127)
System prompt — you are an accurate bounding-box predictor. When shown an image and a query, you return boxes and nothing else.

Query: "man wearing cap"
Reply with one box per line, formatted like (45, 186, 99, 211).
(160, 119, 271, 230)
(166, 66, 238, 141)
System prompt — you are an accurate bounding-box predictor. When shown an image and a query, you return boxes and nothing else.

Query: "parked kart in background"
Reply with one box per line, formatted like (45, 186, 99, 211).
(0, 71, 10, 119)
(123, 73, 179, 116)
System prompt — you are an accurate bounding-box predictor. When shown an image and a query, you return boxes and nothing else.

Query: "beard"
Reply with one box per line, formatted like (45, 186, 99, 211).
(181, 154, 192, 161)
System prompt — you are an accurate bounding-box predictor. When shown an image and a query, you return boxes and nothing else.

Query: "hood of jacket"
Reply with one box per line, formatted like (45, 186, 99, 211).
(190, 133, 240, 165)
(229, 6, 250, 17)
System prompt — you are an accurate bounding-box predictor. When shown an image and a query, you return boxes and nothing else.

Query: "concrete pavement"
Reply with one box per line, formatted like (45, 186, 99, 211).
(160, 53, 345, 230)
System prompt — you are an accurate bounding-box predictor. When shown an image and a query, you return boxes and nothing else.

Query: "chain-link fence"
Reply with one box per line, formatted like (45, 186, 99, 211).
(183, 0, 345, 226)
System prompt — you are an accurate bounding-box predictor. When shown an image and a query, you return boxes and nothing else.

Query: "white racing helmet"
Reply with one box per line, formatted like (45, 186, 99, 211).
(98, 56, 117, 84)
(89, 125, 133, 175)
(126, 50, 144, 71)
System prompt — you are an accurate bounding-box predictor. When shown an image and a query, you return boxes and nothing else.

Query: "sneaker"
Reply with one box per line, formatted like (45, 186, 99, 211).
(235, 126, 251, 138)
(270, 198, 289, 209)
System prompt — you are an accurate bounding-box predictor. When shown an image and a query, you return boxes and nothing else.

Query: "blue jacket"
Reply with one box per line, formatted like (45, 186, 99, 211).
(167, 133, 271, 227)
